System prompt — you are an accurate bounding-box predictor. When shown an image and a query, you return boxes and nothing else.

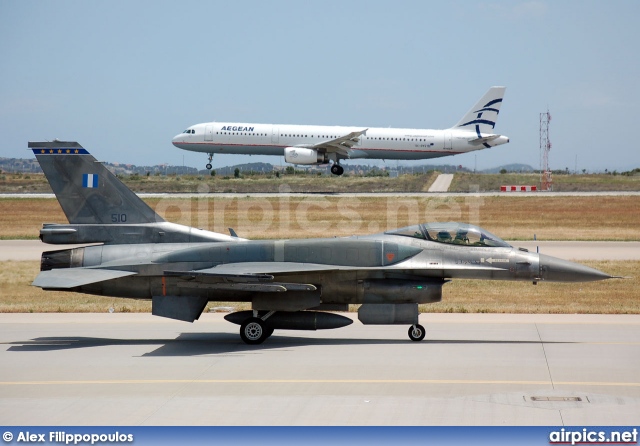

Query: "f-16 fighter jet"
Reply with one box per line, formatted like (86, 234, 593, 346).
(30, 141, 613, 344)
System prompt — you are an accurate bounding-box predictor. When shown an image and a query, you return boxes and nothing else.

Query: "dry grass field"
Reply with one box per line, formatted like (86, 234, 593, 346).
(2, 193, 638, 315)
(2, 260, 637, 314)
(1, 195, 638, 240)
(450, 172, 640, 192)
(3, 170, 640, 193)
(0, 172, 439, 194)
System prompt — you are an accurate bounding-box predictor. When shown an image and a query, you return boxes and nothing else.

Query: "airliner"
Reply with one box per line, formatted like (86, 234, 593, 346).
(172, 86, 509, 175)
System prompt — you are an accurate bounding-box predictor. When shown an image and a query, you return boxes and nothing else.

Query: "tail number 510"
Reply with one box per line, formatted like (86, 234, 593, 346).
(111, 213, 127, 223)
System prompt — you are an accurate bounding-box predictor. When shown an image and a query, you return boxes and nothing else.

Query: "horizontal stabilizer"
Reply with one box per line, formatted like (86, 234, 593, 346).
(468, 134, 500, 145)
(32, 268, 136, 289)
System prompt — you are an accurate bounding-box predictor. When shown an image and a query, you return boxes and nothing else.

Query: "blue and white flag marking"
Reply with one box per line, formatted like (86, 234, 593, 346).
(82, 173, 99, 188)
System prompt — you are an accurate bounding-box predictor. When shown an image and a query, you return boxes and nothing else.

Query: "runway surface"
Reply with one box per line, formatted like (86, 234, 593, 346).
(2, 240, 639, 261)
(2, 191, 640, 198)
(0, 313, 638, 425)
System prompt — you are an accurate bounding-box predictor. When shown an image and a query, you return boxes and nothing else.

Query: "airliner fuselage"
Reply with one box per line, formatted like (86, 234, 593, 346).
(172, 87, 509, 175)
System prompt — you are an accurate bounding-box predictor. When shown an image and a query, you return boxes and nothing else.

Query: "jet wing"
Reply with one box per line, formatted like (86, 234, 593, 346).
(311, 129, 368, 158)
(166, 264, 331, 311)
(32, 268, 137, 289)
(165, 264, 336, 292)
(176, 262, 353, 276)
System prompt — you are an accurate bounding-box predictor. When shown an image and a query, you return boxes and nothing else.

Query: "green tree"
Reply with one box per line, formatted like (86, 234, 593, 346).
(234, 168, 240, 178)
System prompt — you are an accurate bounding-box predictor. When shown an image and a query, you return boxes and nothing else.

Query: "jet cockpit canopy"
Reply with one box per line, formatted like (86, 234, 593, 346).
(386, 222, 511, 248)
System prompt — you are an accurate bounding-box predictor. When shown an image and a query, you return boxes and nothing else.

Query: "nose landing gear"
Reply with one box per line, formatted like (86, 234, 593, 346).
(205, 153, 214, 170)
(408, 324, 426, 342)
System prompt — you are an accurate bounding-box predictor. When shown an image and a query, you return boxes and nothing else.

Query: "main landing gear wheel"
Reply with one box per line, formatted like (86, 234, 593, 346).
(330, 164, 344, 176)
(240, 317, 269, 345)
(408, 324, 426, 342)
(205, 153, 214, 170)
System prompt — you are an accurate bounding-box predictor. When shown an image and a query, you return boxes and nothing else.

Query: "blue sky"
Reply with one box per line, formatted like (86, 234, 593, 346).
(1, 0, 638, 172)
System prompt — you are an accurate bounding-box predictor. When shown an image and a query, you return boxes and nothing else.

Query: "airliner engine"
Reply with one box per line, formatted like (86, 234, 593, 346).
(284, 147, 327, 164)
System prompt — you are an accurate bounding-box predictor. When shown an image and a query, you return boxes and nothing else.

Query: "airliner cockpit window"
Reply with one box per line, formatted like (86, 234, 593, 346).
(422, 222, 511, 248)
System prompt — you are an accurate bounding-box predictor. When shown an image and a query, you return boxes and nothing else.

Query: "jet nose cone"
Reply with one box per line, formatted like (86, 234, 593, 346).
(172, 134, 183, 147)
(539, 254, 612, 282)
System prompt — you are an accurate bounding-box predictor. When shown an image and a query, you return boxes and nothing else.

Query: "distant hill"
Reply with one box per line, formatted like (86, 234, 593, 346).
(209, 162, 276, 176)
(1, 156, 531, 177)
(481, 163, 536, 174)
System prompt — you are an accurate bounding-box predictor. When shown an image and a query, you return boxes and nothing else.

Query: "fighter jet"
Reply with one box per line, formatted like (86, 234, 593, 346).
(30, 141, 614, 344)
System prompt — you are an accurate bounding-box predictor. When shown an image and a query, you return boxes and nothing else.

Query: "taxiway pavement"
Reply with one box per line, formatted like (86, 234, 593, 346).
(1, 313, 638, 425)
(2, 240, 639, 262)
(2, 191, 640, 199)
(427, 173, 454, 192)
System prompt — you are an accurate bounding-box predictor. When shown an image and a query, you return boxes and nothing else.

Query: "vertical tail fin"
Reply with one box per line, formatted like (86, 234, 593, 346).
(30, 141, 163, 224)
(451, 86, 506, 133)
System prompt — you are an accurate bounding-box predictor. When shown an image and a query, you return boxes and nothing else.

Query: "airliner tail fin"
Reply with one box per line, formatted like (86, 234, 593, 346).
(452, 86, 506, 134)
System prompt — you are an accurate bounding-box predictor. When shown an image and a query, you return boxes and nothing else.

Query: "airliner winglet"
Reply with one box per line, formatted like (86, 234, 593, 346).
(172, 87, 509, 175)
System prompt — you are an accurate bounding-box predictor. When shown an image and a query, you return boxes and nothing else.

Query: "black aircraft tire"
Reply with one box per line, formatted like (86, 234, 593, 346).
(240, 317, 268, 345)
(206, 163, 213, 170)
(408, 324, 426, 342)
(264, 327, 274, 338)
(331, 164, 344, 176)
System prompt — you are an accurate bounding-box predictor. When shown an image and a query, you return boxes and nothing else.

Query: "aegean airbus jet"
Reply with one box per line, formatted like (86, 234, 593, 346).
(172, 86, 509, 175)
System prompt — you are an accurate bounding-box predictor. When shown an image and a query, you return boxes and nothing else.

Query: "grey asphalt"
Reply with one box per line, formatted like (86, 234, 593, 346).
(2, 240, 639, 261)
(2, 191, 640, 198)
(0, 313, 638, 425)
